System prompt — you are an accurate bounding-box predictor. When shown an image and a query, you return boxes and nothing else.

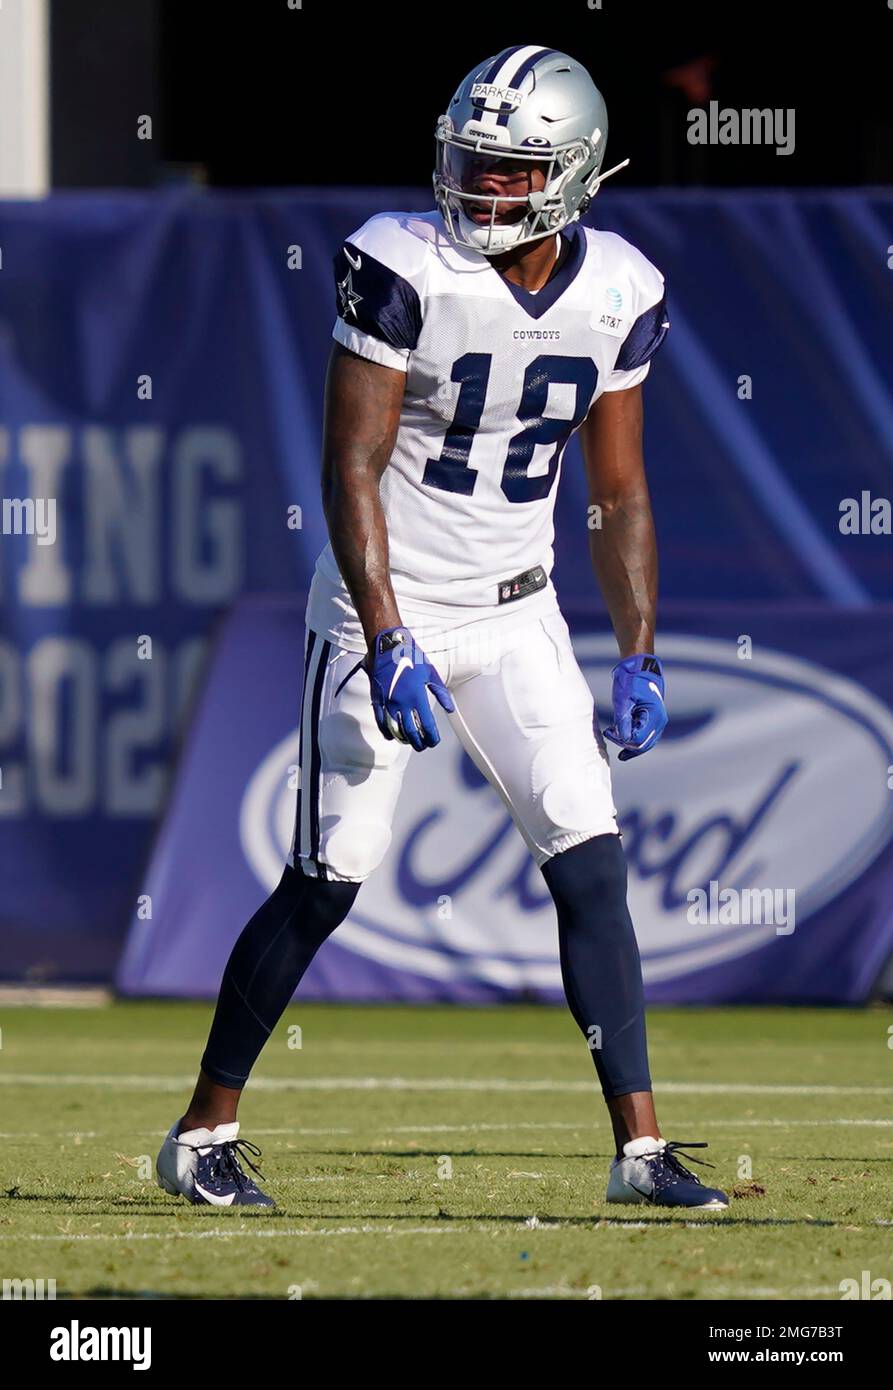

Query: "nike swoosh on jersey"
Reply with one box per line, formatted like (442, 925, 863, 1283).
(388, 656, 413, 699)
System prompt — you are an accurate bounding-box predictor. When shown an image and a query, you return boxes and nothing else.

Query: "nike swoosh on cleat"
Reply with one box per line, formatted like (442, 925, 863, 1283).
(344, 247, 361, 270)
(193, 1181, 236, 1207)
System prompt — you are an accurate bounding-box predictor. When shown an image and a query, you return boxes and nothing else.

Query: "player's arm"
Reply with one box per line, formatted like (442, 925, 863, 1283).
(579, 382, 667, 759)
(579, 382, 655, 657)
(320, 340, 454, 750)
(320, 340, 403, 644)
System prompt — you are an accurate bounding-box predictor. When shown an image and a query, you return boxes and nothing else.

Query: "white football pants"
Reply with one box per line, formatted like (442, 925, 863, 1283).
(289, 609, 618, 882)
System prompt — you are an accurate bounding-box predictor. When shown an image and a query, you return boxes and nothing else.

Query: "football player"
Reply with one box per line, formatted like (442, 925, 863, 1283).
(157, 45, 728, 1212)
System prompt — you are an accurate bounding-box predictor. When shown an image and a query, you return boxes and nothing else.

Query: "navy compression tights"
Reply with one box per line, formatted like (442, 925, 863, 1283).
(201, 835, 650, 1097)
(201, 866, 359, 1087)
(542, 834, 651, 1097)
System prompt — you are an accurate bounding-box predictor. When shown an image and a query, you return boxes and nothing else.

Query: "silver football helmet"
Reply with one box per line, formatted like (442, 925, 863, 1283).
(433, 45, 628, 255)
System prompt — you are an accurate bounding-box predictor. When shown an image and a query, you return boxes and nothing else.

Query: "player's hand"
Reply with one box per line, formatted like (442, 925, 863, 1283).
(603, 653, 667, 761)
(367, 627, 454, 752)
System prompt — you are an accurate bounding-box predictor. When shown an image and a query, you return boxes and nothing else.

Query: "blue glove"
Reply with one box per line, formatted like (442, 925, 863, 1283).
(368, 627, 454, 752)
(603, 653, 667, 761)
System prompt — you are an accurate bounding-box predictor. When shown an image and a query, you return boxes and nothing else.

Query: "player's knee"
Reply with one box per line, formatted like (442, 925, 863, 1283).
(541, 772, 606, 838)
(542, 832, 629, 913)
(533, 741, 615, 846)
(319, 820, 393, 881)
(278, 859, 360, 908)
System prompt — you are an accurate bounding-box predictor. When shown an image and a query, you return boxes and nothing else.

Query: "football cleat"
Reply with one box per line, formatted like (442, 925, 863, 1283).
(606, 1136, 729, 1210)
(155, 1120, 275, 1208)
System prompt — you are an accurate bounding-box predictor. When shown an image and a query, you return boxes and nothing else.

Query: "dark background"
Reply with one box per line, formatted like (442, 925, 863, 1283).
(50, 0, 893, 189)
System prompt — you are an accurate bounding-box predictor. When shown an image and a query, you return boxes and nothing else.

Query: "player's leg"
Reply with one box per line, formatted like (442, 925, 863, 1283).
(180, 868, 360, 1121)
(447, 613, 650, 1109)
(194, 633, 409, 1099)
(448, 611, 727, 1210)
(156, 630, 411, 1206)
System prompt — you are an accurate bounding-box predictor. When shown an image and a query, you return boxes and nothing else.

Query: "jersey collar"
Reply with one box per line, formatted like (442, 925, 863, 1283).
(495, 222, 586, 320)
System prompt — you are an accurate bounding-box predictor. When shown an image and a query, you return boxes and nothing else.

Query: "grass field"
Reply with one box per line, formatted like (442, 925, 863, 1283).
(1, 1002, 891, 1300)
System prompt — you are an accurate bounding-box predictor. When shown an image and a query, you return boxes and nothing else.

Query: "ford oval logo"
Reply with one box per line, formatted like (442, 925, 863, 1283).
(240, 634, 893, 988)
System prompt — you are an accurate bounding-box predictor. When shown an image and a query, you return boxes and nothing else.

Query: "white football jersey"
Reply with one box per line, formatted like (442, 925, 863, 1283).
(308, 208, 668, 653)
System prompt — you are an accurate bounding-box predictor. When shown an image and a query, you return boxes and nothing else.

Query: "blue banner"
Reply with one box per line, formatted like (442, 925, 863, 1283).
(117, 597, 893, 1004)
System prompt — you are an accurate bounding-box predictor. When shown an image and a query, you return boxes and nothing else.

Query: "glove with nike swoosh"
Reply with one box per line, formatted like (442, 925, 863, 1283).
(368, 627, 454, 752)
(603, 653, 668, 761)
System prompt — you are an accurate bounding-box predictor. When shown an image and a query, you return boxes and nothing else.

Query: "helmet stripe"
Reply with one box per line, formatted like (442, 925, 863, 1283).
(477, 44, 547, 129)
(495, 46, 559, 125)
(506, 45, 558, 91)
(491, 42, 545, 90)
(480, 45, 528, 86)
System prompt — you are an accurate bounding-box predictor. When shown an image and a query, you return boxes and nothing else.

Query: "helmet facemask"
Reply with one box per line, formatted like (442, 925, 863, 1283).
(434, 118, 604, 255)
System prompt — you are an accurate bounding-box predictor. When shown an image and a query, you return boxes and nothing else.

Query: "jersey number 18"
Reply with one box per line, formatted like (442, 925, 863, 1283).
(422, 352, 598, 503)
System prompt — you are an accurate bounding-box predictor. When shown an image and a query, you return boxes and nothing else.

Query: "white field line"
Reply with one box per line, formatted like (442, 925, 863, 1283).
(1, 1221, 890, 1245)
(0, 1225, 479, 1242)
(1, 1118, 892, 1144)
(0, 1073, 891, 1097)
(0, 986, 110, 1007)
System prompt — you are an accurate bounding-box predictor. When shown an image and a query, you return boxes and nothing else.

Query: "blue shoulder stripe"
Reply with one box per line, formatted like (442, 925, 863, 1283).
(333, 241, 422, 353)
(615, 291, 670, 371)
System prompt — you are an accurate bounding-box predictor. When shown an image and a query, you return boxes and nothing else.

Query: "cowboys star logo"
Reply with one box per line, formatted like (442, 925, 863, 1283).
(337, 266, 362, 320)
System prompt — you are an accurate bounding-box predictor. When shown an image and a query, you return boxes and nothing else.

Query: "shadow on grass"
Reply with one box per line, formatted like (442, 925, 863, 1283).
(49, 1290, 620, 1300)
(1, 1192, 877, 1231)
